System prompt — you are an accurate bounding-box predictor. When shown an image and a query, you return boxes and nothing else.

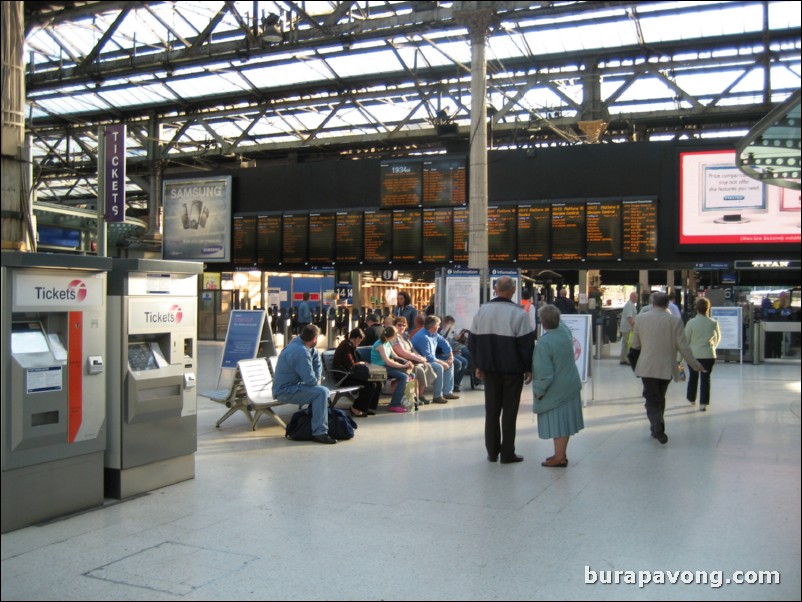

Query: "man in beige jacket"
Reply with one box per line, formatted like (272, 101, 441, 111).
(630, 292, 703, 445)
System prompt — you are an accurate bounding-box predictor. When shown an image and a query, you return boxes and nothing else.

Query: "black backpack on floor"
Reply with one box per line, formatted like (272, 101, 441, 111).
(285, 408, 313, 440)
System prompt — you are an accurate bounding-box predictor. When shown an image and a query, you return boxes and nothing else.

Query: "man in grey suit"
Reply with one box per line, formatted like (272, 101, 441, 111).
(630, 292, 703, 445)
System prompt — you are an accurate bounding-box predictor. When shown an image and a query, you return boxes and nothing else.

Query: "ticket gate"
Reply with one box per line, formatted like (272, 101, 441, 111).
(106, 259, 202, 498)
(1, 252, 111, 533)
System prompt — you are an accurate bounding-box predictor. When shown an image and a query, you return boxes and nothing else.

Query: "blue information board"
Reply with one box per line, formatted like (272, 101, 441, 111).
(221, 310, 266, 369)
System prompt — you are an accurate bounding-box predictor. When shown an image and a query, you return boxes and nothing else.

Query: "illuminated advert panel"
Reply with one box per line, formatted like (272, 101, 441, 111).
(679, 150, 799, 245)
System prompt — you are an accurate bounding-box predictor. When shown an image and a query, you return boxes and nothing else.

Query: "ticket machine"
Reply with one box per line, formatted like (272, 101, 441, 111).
(1, 252, 111, 533)
(106, 259, 202, 498)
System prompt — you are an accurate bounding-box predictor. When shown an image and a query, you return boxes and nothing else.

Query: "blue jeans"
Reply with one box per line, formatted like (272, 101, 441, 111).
(277, 384, 330, 436)
(385, 367, 409, 407)
(428, 361, 454, 398)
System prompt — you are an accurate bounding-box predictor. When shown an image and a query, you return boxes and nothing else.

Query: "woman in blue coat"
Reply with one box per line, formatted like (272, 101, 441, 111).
(532, 305, 584, 467)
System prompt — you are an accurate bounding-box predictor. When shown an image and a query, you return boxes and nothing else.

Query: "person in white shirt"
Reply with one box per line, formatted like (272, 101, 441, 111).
(619, 292, 638, 365)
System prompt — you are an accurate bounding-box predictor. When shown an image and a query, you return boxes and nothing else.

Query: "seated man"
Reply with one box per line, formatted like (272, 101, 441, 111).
(411, 315, 459, 404)
(440, 315, 472, 391)
(272, 324, 336, 444)
(361, 313, 384, 347)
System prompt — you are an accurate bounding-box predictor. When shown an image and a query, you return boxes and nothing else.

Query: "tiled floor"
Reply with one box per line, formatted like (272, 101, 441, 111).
(2, 343, 800, 601)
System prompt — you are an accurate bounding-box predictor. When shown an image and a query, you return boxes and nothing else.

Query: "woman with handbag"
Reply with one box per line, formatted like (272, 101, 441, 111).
(371, 326, 414, 413)
(391, 317, 436, 404)
(683, 297, 720, 411)
(333, 328, 382, 418)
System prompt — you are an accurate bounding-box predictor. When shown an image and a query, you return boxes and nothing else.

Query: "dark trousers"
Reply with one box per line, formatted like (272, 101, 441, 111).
(642, 377, 671, 436)
(687, 358, 715, 405)
(341, 376, 382, 411)
(483, 372, 524, 460)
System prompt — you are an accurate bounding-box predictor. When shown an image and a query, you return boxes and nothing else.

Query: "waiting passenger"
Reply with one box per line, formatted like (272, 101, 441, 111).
(333, 328, 382, 418)
(392, 318, 436, 404)
(393, 291, 418, 329)
(407, 313, 425, 339)
(361, 313, 383, 347)
(272, 324, 336, 444)
(370, 326, 414, 413)
(411, 315, 458, 404)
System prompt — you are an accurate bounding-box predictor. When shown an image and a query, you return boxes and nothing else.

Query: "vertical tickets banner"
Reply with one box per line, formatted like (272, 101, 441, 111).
(105, 124, 126, 222)
(163, 176, 232, 262)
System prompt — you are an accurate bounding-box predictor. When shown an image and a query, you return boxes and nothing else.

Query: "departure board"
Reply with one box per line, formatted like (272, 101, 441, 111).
(309, 213, 336, 264)
(586, 201, 622, 260)
(364, 210, 392, 263)
(453, 206, 469, 264)
(336, 211, 362, 264)
(423, 208, 453, 263)
(392, 209, 422, 263)
(422, 158, 467, 207)
(622, 199, 658, 260)
(517, 205, 550, 262)
(282, 213, 308, 264)
(488, 206, 517, 263)
(232, 215, 257, 265)
(257, 214, 282, 265)
(380, 160, 421, 208)
(551, 203, 585, 261)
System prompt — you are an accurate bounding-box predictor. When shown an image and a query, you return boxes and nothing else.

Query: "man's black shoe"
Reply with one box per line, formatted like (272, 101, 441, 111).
(500, 454, 524, 464)
(312, 434, 337, 444)
(653, 432, 668, 445)
(487, 454, 498, 462)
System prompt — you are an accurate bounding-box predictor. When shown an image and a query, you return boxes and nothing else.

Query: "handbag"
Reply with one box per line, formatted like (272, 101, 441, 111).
(626, 346, 640, 372)
(350, 363, 387, 382)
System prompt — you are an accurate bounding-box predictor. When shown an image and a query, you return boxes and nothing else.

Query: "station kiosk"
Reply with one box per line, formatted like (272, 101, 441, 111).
(1, 252, 111, 532)
(106, 259, 202, 498)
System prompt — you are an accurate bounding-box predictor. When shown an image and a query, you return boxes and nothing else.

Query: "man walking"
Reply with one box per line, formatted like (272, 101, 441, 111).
(469, 276, 535, 464)
(619, 291, 638, 365)
(272, 324, 336, 444)
(630, 292, 703, 445)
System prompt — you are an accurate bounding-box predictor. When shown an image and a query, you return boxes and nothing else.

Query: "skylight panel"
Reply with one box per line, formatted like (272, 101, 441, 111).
(245, 60, 335, 89)
(326, 49, 400, 78)
(769, 1, 802, 28)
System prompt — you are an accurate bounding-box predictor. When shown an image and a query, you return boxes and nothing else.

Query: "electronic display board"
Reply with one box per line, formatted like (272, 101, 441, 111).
(380, 160, 422, 208)
(453, 206, 469, 264)
(551, 203, 585, 261)
(309, 213, 336, 264)
(282, 213, 308, 264)
(488, 205, 517, 263)
(364, 210, 392, 263)
(232, 215, 257, 265)
(422, 157, 466, 207)
(336, 211, 363, 264)
(586, 201, 622, 260)
(622, 199, 658, 260)
(257, 214, 281, 265)
(392, 209, 422, 263)
(423, 208, 453, 263)
(517, 204, 550, 262)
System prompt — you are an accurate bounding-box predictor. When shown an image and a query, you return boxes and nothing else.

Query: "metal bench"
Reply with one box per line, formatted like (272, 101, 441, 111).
(202, 366, 255, 428)
(320, 349, 362, 407)
(238, 357, 287, 430)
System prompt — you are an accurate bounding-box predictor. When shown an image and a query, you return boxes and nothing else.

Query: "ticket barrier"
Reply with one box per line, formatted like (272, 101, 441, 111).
(106, 259, 202, 498)
(1, 252, 111, 533)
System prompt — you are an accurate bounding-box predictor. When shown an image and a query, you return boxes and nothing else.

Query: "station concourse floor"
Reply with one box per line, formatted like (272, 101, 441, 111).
(2, 342, 800, 601)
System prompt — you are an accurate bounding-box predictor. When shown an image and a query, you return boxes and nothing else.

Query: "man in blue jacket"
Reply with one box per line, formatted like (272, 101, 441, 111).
(469, 276, 535, 464)
(272, 324, 336, 444)
(411, 315, 459, 404)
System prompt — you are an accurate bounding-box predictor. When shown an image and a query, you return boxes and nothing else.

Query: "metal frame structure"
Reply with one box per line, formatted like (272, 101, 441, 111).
(22, 1, 802, 228)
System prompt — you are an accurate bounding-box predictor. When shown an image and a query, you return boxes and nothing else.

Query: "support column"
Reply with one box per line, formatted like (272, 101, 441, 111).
(455, 5, 497, 278)
(639, 270, 650, 306)
(1, 1, 33, 251)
